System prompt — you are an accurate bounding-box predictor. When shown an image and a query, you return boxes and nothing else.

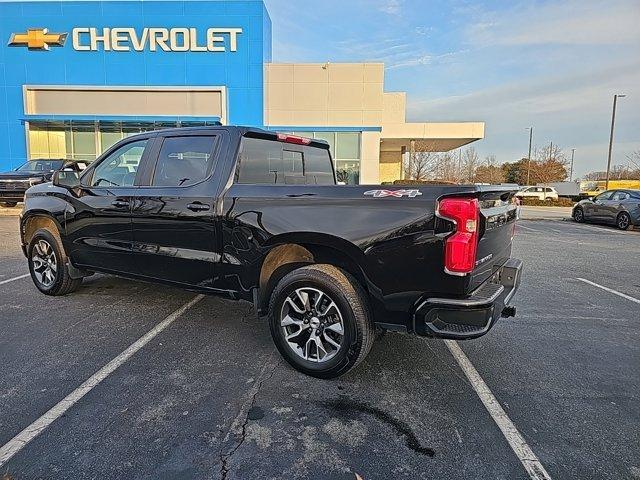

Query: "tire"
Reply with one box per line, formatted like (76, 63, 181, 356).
(573, 207, 584, 223)
(616, 212, 631, 230)
(268, 264, 374, 379)
(28, 228, 82, 296)
(1, 202, 18, 207)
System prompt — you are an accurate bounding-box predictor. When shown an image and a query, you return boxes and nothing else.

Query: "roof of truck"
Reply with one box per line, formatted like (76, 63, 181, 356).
(139, 125, 330, 148)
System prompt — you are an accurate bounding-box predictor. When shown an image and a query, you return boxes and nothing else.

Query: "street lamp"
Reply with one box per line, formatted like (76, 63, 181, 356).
(569, 148, 575, 182)
(605, 94, 626, 190)
(526, 127, 533, 185)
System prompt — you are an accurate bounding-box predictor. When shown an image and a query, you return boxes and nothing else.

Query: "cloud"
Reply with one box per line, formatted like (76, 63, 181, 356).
(468, 0, 640, 46)
(379, 0, 403, 15)
(407, 59, 640, 177)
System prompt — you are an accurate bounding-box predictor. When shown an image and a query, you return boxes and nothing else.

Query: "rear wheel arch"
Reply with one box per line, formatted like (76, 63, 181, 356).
(257, 239, 370, 313)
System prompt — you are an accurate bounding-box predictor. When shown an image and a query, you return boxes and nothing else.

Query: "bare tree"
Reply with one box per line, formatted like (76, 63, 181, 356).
(460, 146, 478, 183)
(403, 140, 441, 181)
(529, 144, 568, 183)
(475, 155, 505, 184)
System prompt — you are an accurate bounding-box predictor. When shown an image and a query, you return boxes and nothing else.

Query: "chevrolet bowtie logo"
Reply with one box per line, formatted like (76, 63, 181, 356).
(8, 28, 67, 50)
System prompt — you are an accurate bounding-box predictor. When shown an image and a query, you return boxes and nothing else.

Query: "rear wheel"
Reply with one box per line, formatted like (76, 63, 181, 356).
(1, 202, 17, 207)
(268, 264, 374, 379)
(616, 212, 631, 230)
(573, 207, 584, 223)
(28, 229, 82, 295)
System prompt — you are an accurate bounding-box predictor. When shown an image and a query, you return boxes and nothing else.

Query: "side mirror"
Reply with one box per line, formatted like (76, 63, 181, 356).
(52, 170, 80, 189)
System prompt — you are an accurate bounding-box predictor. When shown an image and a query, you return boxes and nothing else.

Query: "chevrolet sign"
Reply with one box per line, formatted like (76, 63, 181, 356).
(9, 27, 242, 52)
(73, 27, 242, 52)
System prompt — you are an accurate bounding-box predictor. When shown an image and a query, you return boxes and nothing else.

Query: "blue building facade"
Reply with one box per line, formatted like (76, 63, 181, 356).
(0, 0, 272, 170)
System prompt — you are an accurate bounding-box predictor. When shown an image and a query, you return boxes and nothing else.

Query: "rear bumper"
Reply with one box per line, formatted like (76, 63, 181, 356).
(413, 258, 523, 339)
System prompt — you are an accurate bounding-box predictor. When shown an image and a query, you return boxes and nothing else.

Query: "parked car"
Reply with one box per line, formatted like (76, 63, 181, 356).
(573, 189, 640, 230)
(515, 185, 559, 201)
(0, 159, 88, 207)
(20, 126, 522, 378)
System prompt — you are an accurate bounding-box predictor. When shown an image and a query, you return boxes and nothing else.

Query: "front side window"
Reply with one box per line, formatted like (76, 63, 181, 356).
(237, 137, 334, 185)
(90, 139, 147, 187)
(152, 136, 217, 187)
(593, 191, 613, 201)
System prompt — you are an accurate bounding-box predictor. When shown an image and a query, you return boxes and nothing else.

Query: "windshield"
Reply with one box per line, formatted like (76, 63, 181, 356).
(16, 160, 64, 172)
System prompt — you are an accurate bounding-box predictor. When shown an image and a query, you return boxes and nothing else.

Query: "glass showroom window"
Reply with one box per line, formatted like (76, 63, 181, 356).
(334, 132, 360, 185)
(286, 131, 361, 185)
(28, 120, 219, 162)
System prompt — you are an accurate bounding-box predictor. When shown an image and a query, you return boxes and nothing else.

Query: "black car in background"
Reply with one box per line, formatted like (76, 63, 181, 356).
(0, 159, 88, 207)
(573, 189, 640, 230)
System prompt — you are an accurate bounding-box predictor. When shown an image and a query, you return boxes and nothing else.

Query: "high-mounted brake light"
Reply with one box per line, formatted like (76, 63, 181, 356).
(276, 133, 311, 145)
(437, 197, 479, 275)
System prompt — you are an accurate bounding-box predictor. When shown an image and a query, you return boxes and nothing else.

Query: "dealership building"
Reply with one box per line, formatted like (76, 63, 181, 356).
(0, 0, 484, 184)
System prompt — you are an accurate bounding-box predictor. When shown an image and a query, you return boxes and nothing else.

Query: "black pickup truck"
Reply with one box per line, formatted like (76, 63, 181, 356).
(20, 126, 522, 378)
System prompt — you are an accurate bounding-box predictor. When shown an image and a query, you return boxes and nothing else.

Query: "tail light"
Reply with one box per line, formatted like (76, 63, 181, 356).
(276, 133, 311, 145)
(437, 197, 479, 275)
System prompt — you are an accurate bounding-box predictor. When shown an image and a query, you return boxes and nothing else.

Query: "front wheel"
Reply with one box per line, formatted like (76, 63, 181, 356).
(616, 212, 631, 230)
(268, 264, 374, 379)
(573, 207, 584, 223)
(28, 229, 82, 295)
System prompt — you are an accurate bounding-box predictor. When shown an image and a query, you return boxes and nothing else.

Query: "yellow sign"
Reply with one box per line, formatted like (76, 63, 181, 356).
(8, 28, 67, 50)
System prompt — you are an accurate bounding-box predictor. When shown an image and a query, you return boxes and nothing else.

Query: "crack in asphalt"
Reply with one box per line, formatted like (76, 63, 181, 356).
(218, 357, 280, 480)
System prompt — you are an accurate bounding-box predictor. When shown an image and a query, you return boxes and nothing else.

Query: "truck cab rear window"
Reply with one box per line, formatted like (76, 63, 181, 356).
(237, 137, 334, 185)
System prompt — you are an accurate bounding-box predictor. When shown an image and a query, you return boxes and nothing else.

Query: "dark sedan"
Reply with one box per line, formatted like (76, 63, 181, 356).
(0, 159, 88, 207)
(573, 189, 640, 230)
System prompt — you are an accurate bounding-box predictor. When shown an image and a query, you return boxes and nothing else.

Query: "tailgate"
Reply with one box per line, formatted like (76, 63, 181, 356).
(469, 187, 518, 291)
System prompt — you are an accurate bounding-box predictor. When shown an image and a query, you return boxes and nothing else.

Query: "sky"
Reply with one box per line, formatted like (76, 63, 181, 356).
(264, 0, 640, 179)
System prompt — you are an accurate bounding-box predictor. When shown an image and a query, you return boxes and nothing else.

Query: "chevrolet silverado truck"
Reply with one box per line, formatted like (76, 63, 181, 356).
(20, 126, 522, 378)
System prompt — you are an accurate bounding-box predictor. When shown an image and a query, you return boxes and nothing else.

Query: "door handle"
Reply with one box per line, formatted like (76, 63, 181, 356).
(187, 202, 210, 212)
(111, 199, 129, 208)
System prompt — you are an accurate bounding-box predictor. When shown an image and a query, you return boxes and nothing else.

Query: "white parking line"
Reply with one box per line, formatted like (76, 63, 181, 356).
(0, 273, 30, 286)
(517, 224, 540, 233)
(577, 278, 640, 305)
(445, 340, 552, 480)
(0, 294, 205, 468)
(566, 223, 627, 235)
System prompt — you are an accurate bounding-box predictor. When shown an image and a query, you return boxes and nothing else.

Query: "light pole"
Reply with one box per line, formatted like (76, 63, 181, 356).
(605, 94, 626, 190)
(569, 148, 575, 182)
(526, 127, 533, 185)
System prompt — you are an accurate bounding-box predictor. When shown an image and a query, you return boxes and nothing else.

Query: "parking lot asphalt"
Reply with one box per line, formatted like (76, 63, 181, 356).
(0, 215, 639, 479)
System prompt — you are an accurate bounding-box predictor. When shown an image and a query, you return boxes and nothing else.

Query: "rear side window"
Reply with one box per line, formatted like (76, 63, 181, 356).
(236, 137, 334, 185)
(612, 191, 629, 201)
(152, 136, 216, 187)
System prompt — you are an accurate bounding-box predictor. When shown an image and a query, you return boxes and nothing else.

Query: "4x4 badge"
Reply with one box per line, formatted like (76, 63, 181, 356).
(364, 189, 422, 198)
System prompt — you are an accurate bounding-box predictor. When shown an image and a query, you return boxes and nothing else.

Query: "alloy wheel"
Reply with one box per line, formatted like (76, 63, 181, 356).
(32, 239, 57, 287)
(280, 287, 345, 363)
(618, 214, 630, 229)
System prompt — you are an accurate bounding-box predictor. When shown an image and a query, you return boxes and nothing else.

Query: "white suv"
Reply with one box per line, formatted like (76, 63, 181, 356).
(516, 186, 559, 201)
